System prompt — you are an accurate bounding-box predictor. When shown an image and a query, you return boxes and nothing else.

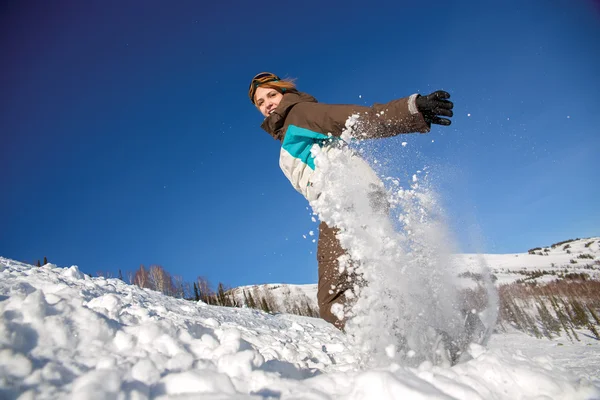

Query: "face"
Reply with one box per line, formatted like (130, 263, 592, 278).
(254, 86, 283, 118)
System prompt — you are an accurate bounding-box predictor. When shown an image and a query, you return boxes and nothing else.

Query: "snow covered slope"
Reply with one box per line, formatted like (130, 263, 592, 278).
(1, 257, 599, 399)
(229, 284, 319, 316)
(457, 237, 600, 284)
(238, 238, 600, 304)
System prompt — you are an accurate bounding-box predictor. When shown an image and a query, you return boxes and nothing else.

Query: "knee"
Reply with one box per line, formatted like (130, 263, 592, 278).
(319, 298, 347, 331)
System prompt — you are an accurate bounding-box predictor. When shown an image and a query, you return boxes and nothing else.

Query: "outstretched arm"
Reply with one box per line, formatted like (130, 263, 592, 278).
(301, 91, 453, 139)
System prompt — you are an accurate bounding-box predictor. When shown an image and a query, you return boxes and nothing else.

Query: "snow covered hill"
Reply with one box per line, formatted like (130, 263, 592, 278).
(1, 256, 599, 399)
(229, 237, 600, 313)
(456, 237, 600, 285)
(229, 284, 319, 317)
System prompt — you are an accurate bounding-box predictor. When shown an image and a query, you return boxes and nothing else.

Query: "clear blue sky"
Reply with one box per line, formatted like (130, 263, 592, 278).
(2, 0, 599, 289)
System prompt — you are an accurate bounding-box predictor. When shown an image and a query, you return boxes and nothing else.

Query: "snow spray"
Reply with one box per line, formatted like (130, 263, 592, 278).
(308, 116, 496, 368)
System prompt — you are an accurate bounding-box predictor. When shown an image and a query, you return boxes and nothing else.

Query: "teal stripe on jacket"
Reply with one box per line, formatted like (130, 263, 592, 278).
(281, 125, 332, 171)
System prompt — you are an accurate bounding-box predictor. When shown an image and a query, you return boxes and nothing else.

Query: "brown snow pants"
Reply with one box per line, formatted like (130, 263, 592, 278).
(317, 221, 355, 330)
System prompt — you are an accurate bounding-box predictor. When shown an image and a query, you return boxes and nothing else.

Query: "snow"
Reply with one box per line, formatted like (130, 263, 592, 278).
(1, 257, 599, 399)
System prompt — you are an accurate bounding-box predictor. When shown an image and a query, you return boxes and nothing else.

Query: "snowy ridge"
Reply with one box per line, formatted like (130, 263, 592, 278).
(231, 237, 600, 306)
(2, 258, 600, 398)
(456, 237, 600, 284)
(229, 284, 319, 316)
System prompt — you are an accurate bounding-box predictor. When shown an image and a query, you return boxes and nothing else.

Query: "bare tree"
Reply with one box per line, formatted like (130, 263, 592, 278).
(127, 270, 135, 285)
(196, 276, 213, 304)
(172, 275, 186, 299)
(148, 265, 173, 296)
(133, 265, 151, 289)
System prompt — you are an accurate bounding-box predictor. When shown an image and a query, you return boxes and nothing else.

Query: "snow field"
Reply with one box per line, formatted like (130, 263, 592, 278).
(1, 258, 599, 399)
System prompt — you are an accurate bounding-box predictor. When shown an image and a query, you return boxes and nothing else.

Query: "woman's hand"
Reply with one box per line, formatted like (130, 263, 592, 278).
(415, 91, 454, 126)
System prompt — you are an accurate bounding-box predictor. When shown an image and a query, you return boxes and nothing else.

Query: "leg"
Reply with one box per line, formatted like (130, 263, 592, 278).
(317, 221, 354, 330)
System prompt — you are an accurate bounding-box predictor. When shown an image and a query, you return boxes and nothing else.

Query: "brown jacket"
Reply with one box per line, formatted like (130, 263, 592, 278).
(261, 90, 430, 141)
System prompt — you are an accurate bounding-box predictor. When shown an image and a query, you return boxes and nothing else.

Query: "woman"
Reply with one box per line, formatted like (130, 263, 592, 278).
(249, 72, 453, 329)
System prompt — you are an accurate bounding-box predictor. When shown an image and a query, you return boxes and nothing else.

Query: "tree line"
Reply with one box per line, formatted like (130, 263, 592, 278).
(31, 256, 600, 337)
(30, 257, 317, 317)
(114, 264, 317, 317)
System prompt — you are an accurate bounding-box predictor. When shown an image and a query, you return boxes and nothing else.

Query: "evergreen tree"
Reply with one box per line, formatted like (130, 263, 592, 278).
(193, 282, 200, 302)
(587, 305, 600, 325)
(569, 299, 590, 327)
(524, 311, 542, 339)
(505, 298, 525, 330)
(261, 297, 271, 313)
(36, 260, 41, 267)
(550, 296, 573, 342)
(43, 256, 48, 265)
(587, 320, 600, 340)
(197, 284, 204, 303)
(536, 298, 561, 338)
(559, 298, 580, 341)
(217, 283, 229, 307)
(569, 299, 600, 340)
(305, 302, 315, 317)
(118, 269, 124, 281)
(196, 277, 212, 304)
(247, 290, 256, 309)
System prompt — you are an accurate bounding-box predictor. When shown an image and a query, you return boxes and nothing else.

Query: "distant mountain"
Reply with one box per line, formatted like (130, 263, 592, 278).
(455, 237, 600, 285)
(228, 238, 600, 341)
(231, 237, 600, 310)
(229, 283, 319, 317)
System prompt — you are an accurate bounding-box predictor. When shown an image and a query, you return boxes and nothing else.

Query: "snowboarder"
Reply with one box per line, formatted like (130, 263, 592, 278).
(249, 72, 453, 329)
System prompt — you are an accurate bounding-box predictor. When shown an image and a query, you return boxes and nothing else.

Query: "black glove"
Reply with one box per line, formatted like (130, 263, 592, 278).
(415, 90, 454, 126)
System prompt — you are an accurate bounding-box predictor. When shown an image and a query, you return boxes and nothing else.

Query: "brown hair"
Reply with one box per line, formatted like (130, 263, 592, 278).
(251, 78, 298, 105)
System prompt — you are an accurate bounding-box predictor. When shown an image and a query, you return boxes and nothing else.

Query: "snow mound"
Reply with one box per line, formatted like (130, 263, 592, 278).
(1, 257, 598, 399)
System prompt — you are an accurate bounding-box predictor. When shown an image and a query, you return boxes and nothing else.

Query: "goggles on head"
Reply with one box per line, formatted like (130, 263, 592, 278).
(248, 72, 281, 104)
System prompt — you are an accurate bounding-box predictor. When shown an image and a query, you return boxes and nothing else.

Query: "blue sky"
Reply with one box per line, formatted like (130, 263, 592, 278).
(1, 0, 599, 289)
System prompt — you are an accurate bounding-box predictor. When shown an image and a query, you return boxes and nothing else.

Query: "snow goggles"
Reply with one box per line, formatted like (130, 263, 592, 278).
(249, 72, 280, 104)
